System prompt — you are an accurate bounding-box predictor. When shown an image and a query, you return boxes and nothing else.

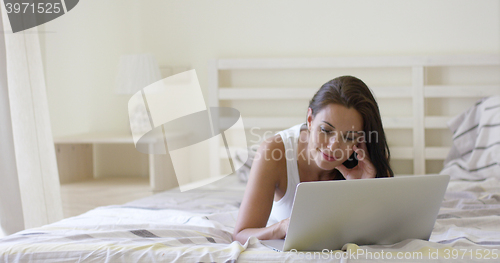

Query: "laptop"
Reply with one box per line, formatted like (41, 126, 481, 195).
(261, 174, 450, 252)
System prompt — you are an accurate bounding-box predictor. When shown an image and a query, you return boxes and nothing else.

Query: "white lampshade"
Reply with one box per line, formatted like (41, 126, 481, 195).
(115, 54, 162, 94)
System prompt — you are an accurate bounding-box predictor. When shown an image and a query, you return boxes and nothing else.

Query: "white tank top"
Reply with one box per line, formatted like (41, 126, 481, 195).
(267, 122, 307, 226)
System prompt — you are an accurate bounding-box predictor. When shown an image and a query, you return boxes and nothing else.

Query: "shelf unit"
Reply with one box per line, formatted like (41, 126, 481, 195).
(208, 55, 500, 176)
(53, 131, 186, 192)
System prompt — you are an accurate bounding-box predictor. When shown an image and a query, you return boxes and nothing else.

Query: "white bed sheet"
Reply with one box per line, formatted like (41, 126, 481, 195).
(1, 175, 500, 262)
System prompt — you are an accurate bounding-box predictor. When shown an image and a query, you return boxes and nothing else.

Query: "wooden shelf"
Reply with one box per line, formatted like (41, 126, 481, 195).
(219, 117, 414, 130)
(424, 117, 451, 129)
(54, 133, 138, 144)
(219, 86, 412, 100)
(53, 131, 186, 192)
(219, 146, 418, 160)
(424, 85, 500, 98)
(425, 147, 451, 160)
(53, 131, 186, 144)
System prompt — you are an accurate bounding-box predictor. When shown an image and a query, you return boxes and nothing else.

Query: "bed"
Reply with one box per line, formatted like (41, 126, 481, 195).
(1, 174, 500, 262)
(1, 55, 500, 262)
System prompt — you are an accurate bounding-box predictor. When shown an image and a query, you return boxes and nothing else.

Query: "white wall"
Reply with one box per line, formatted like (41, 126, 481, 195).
(139, 0, 499, 89)
(40, 0, 143, 136)
(39, 0, 148, 177)
(39, 0, 500, 177)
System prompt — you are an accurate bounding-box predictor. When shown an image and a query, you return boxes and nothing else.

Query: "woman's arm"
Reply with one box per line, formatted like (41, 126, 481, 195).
(232, 137, 288, 244)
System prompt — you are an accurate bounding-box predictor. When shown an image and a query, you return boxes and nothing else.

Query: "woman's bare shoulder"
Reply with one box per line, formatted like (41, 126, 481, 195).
(249, 134, 287, 184)
(257, 134, 287, 163)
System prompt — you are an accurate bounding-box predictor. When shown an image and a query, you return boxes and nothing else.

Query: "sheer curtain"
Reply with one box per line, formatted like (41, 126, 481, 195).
(0, 1, 63, 237)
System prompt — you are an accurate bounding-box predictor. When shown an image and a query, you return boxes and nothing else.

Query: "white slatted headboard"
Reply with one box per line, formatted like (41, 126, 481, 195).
(208, 55, 500, 177)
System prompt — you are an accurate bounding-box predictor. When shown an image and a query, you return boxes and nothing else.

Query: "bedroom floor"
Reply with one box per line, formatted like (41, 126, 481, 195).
(60, 177, 153, 218)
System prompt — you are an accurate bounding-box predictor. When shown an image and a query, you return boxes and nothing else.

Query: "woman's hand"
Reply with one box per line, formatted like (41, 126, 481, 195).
(335, 141, 376, 180)
(276, 218, 290, 239)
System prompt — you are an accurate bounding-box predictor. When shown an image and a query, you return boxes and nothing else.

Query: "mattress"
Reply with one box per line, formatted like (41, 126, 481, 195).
(1, 173, 500, 262)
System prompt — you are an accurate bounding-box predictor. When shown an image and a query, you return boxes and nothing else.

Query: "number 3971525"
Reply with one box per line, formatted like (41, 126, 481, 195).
(5, 2, 62, 14)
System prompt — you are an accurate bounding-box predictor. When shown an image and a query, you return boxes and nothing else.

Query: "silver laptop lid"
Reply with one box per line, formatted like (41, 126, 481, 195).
(283, 174, 450, 251)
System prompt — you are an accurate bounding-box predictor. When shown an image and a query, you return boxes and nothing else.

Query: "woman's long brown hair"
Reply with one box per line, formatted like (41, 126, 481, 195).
(307, 75, 394, 179)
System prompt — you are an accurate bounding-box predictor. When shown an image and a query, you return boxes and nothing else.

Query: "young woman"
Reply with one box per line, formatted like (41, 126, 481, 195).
(232, 75, 394, 244)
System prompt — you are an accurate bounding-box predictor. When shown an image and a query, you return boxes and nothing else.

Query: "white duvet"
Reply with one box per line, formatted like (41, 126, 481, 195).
(1, 174, 500, 262)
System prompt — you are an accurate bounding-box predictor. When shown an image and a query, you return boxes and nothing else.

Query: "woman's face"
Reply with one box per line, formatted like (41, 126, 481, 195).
(306, 103, 364, 170)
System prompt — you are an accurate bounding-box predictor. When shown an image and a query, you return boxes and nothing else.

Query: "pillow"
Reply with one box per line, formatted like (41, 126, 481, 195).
(440, 96, 500, 180)
(233, 144, 259, 182)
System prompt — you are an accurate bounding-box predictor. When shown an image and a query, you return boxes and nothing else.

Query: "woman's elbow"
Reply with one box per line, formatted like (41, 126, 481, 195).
(232, 229, 245, 244)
